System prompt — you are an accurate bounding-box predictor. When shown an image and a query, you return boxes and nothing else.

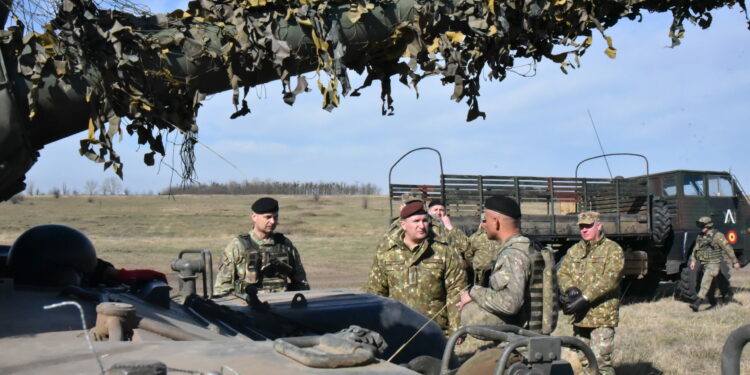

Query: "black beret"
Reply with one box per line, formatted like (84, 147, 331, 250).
(252, 197, 279, 214)
(484, 196, 521, 219)
(400, 201, 427, 219)
(428, 199, 444, 208)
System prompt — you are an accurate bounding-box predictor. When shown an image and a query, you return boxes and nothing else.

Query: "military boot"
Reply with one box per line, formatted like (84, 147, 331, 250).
(707, 294, 717, 307)
(690, 298, 703, 312)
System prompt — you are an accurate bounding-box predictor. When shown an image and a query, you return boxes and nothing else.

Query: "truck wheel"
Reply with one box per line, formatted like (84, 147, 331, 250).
(674, 266, 700, 303)
(651, 199, 672, 245)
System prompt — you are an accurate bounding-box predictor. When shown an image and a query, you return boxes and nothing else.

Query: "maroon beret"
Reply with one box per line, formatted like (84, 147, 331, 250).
(400, 201, 427, 219)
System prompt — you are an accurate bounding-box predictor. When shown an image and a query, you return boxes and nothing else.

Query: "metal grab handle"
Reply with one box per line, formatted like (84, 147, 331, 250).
(388, 147, 444, 218)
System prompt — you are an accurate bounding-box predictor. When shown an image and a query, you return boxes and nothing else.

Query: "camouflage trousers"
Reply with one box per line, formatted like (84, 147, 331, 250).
(574, 326, 615, 375)
(697, 263, 721, 300)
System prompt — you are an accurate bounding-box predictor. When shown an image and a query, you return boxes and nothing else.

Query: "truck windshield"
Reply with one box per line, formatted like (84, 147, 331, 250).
(707, 175, 733, 197)
(683, 174, 705, 196)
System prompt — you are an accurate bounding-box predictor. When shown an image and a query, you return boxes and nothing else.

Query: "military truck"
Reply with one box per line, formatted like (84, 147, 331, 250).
(388, 148, 749, 296)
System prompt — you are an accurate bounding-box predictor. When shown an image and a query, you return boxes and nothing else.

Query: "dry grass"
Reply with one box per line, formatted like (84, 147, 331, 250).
(2, 195, 749, 374)
(0, 194, 392, 289)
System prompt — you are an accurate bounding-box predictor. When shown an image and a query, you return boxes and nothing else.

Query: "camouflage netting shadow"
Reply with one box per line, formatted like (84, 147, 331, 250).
(1, 0, 747, 179)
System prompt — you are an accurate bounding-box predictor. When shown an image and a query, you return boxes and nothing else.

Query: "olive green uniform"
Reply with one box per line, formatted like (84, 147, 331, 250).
(461, 233, 533, 328)
(557, 235, 624, 375)
(465, 226, 501, 284)
(214, 231, 309, 295)
(689, 229, 738, 300)
(365, 231, 467, 335)
(454, 233, 533, 356)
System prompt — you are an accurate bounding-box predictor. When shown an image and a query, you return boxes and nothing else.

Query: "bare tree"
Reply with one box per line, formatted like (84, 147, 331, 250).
(61, 183, 69, 196)
(25, 181, 35, 196)
(102, 177, 123, 195)
(84, 180, 99, 195)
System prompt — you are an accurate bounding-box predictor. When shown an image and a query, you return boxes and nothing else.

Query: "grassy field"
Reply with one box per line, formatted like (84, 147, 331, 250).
(1, 194, 749, 374)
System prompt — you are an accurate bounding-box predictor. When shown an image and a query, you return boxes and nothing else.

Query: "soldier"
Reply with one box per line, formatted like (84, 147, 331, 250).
(456, 196, 533, 330)
(365, 201, 467, 335)
(464, 212, 501, 285)
(557, 211, 624, 375)
(377, 193, 468, 257)
(428, 199, 470, 260)
(213, 197, 309, 296)
(689, 216, 740, 312)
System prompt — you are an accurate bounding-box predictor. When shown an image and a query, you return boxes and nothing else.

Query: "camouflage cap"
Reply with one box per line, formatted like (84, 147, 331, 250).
(696, 216, 713, 228)
(401, 192, 425, 205)
(577, 211, 600, 225)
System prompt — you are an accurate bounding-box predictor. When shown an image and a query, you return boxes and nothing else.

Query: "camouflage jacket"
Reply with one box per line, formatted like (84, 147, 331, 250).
(557, 235, 624, 328)
(365, 231, 467, 335)
(377, 216, 469, 257)
(468, 233, 532, 326)
(689, 229, 738, 265)
(465, 226, 501, 278)
(214, 231, 309, 295)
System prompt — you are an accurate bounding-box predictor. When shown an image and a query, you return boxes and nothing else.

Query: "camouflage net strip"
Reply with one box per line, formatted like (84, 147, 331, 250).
(0, 0, 747, 179)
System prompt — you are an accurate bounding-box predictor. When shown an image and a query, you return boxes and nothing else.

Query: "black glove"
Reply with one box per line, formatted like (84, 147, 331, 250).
(560, 287, 581, 306)
(563, 293, 589, 316)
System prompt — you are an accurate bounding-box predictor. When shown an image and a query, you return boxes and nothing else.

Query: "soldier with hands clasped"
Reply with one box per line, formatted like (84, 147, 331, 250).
(557, 211, 624, 375)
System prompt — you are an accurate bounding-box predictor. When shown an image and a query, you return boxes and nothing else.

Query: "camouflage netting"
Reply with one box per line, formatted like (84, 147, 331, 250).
(1, 0, 747, 178)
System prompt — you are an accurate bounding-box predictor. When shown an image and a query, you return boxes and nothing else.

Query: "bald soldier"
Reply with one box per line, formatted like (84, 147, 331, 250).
(214, 197, 309, 296)
(457, 196, 534, 330)
(557, 211, 624, 375)
(366, 201, 467, 335)
(689, 216, 740, 312)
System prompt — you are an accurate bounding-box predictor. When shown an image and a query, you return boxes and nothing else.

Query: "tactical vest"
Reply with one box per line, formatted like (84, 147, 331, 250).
(237, 233, 294, 293)
(480, 241, 559, 334)
(695, 231, 723, 264)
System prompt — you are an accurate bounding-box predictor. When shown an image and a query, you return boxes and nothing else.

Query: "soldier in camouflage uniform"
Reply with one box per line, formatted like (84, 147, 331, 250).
(464, 213, 501, 285)
(365, 201, 467, 335)
(457, 196, 533, 332)
(689, 216, 740, 312)
(214, 197, 309, 296)
(557, 211, 624, 375)
(377, 193, 469, 260)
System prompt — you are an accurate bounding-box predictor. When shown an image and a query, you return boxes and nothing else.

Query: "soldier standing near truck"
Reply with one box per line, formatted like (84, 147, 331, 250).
(214, 197, 309, 296)
(689, 216, 741, 312)
(557, 211, 624, 375)
(366, 201, 467, 335)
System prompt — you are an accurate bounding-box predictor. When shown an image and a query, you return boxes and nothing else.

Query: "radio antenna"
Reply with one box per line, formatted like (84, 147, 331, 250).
(587, 109, 613, 180)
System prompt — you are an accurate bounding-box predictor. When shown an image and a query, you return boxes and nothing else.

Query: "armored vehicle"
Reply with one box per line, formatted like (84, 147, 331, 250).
(0, 224, 597, 374)
(388, 148, 749, 295)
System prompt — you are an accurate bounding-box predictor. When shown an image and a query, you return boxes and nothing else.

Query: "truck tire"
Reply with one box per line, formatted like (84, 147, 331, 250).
(674, 266, 700, 303)
(651, 199, 672, 245)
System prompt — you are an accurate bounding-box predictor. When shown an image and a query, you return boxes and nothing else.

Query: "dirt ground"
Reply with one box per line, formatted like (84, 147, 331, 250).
(1, 194, 749, 374)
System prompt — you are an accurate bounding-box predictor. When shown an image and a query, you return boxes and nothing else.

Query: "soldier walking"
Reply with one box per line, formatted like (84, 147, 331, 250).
(689, 216, 740, 312)
(366, 201, 467, 335)
(213, 197, 309, 296)
(557, 211, 624, 375)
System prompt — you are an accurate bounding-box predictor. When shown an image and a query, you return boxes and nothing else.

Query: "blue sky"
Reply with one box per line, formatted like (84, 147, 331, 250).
(26, 4, 750, 194)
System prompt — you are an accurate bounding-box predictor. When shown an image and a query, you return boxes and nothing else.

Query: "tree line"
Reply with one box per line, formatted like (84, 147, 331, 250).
(163, 180, 380, 196)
